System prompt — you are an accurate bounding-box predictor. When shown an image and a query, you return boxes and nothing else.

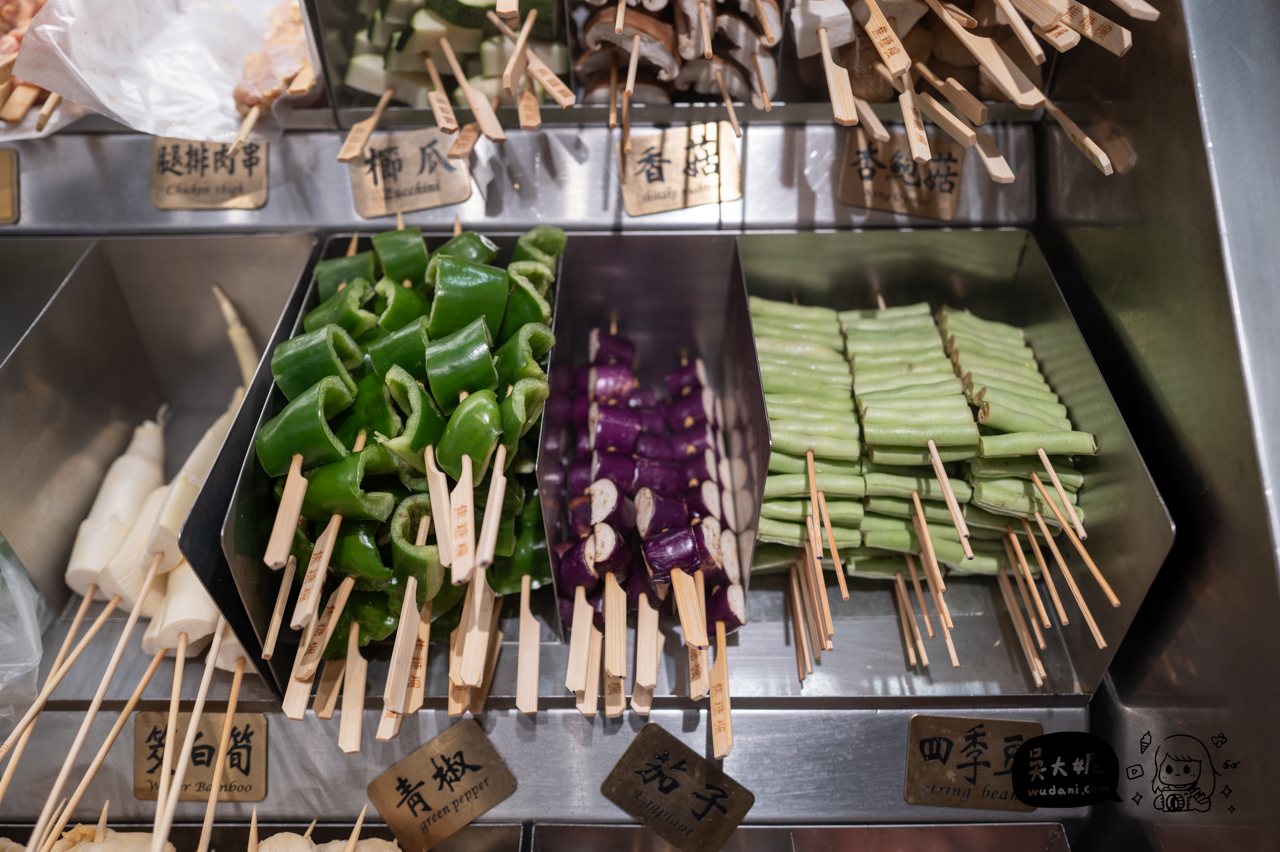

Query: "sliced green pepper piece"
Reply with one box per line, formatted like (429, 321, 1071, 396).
(372, 228, 429, 290)
(475, 473, 525, 512)
(499, 378, 549, 469)
(425, 232, 499, 283)
(301, 444, 401, 523)
(425, 317, 499, 415)
(489, 492, 551, 594)
(291, 524, 314, 581)
(323, 589, 399, 658)
(271, 324, 364, 401)
(435, 389, 502, 482)
(429, 581, 466, 642)
(314, 252, 376, 302)
(497, 267, 552, 346)
(379, 365, 448, 472)
(374, 277, 430, 332)
(493, 322, 555, 389)
(495, 506, 517, 557)
(256, 376, 353, 477)
(508, 260, 555, 296)
(367, 316, 429, 382)
(388, 493, 446, 611)
(331, 520, 395, 590)
(333, 361, 403, 451)
(511, 225, 567, 271)
(303, 278, 378, 338)
(426, 257, 509, 341)
(399, 463, 431, 493)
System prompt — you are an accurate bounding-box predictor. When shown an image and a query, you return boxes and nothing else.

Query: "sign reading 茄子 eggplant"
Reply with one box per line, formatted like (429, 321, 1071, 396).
(618, 122, 742, 217)
(149, 137, 268, 210)
(348, 127, 473, 219)
(838, 127, 964, 221)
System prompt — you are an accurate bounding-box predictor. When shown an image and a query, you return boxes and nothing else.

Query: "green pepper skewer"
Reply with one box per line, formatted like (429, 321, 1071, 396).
(496, 266, 552, 346)
(498, 378, 550, 469)
(425, 318, 500, 415)
(256, 375, 353, 477)
(372, 228, 429, 290)
(271, 324, 364, 401)
(427, 257, 510, 340)
(510, 225, 567, 272)
(333, 362, 403, 451)
(367, 316, 430, 382)
(493, 322, 555, 390)
(378, 365, 448, 472)
(303, 278, 378, 339)
(373, 278, 430, 332)
(426, 232, 499, 281)
(315, 252, 376, 302)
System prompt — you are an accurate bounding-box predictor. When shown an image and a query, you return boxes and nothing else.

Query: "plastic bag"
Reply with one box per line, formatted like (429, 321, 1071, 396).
(0, 93, 86, 142)
(0, 536, 51, 732)
(14, 0, 320, 144)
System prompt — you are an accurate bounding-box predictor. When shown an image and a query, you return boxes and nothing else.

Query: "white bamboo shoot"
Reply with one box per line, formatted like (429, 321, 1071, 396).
(99, 485, 172, 616)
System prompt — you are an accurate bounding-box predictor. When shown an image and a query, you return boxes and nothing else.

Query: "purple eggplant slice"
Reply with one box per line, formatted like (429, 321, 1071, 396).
(665, 358, 707, 398)
(572, 393, 589, 427)
(589, 328, 637, 368)
(569, 495, 593, 539)
(635, 487, 689, 539)
(636, 432, 673, 460)
(586, 522, 632, 584)
(692, 516, 726, 584)
(706, 583, 746, 632)
(576, 427, 591, 460)
(640, 407, 668, 435)
(670, 423, 713, 458)
(665, 386, 715, 432)
(568, 460, 592, 496)
(589, 402, 642, 454)
(641, 525, 701, 582)
(557, 538, 599, 593)
(574, 365, 590, 394)
(628, 387, 657, 409)
(588, 364, 636, 406)
(720, 527, 741, 585)
(589, 478, 637, 533)
(626, 546, 661, 610)
(634, 456, 683, 494)
(685, 480, 722, 521)
(591, 450, 636, 493)
(682, 448, 718, 489)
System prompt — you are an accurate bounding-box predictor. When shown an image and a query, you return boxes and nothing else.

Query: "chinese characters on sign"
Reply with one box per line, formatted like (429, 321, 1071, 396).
(618, 122, 742, 217)
(149, 137, 268, 210)
(904, 715, 1041, 812)
(347, 127, 471, 219)
(133, 712, 267, 802)
(602, 722, 755, 852)
(1011, 731, 1123, 808)
(368, 719, 516, 852)
(838, 127, 964, 221)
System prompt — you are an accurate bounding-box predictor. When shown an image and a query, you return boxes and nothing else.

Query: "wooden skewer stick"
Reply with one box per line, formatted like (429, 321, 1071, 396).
(1020, 517, 1068, 625)
(346, 232, 360, 256)
(904, 554, 935, 637)
(263, 555, 295, 660)
(314, 657, 346, 720)
(895, 69, 932, 164)
(497, 0, 519, 16)
(852, 97, 888, 141)
(196, 656, 247, 852)
(911, 505, 954, 630)
(876, 62, 974, 149)
(517, 82, 542, 130)
(1060, 2, 1132, 56)
(502, 10, 538, 97)
(384, 574, 420, 713)
(1005, 537, 1046, 651)
(608, 53, 619, 129)
(943, 1, 978, 27)
(343, 805, 367, 852)
(287, 62, 317, 97)
(517, 574, 540, 714)
(1033, 511, 1106, 648)
(817, 27, 859, 126)
(303, 820, 317, 839)
(863, 0, 912, 76)
(605, 572, 628, 681)
(477, 445, 509, 569)
(671, 567, 710, 649)
(565, 585, 593, 694)
(789, 565, 813, 680)
(439, 38, 505, 142)
(339, 621, 367, 754)
(753, 0, 776, 42)
(469, 597, 504, 714)
(403, 596, 433, 715)
(635, 592, 660, 690)
(34, 649, 165, 852)
(265, 455, 308, 569)
(0, 594, 120, 761)
(153, 631, 189, 826)
(0, 587, 97, 807)
(1038, 448, 1086, 540)
(804, 450, 822, 551)
(1109, 0, 1158, 21)
(1006, 526, 1050, 628)
(283, 614, 319, 721)
(964, 118, 1017, 183)
(396, 210, 405, 231)
(622, 90, 632, 153)
(615, 0, 627, 33)
(751, 54, 772, 111)
(247, 807, 258, 852)
(447, 627, 470, 716)
(227, 105, 260, 158)
(993, 0, 1045, 64)
(35, 93, 62, 132)
(712, 68, 742, 138)
(151, 619, 228, 852)
(29, 556, 160, 852)
(38, 801, 68, 852)
(453, 214, 463, 237)
(895, 571, 929, 666)
(0, 53, 15, 83)
(817, 493, 849, 600)
(576, 626, 603, 717)
(376, 705, 402, 743)
(624, 34, 642, 96)
(921, 0, 1044, 109)
(794, 558, 822, 662)
(297, 575, 357, 681)
(338, 87, 394, 162)
(1029, 472, 1118, 605)
(425, 446, 453, 569)
(892, 573, 918, 667)
(996, 567, 1043, 687)
(1008, 0, 1067, 28)
(916, 61, 986, 125)
(0, 84, 39, 124)
(630, 632, 664, 715)
(709, 621, 733, 758)
(423, 54, 460, 134)
(94, 801, 109, 843)
(698, 0, 714, 58)
(451, 454, 477, 585)
(689, 571, 709, 699)
(1032, 20, 1081, 51)
(487, 12, 576, 108)
(804, 521, 835, 644)
(928, 440, 973, 558)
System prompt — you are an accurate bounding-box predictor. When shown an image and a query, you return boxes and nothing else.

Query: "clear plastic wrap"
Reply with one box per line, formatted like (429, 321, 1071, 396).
(0, 536, 51, 730)
(14, 0, 320, 144)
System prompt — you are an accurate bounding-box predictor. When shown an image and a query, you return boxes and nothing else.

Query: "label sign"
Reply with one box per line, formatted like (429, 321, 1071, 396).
(904, 714, 1042, 812)
(1012, 731, 1122, 807)
(0, 148, 15, 224)
(368, 719, 516, 852)
(348, 127, 472, 219)
(838, 127, 964, 221)
(134, 711, 267, 801)
(618, 122, 743, 217)
(149, 137, 268, 210)
(601, 722, 754, 852)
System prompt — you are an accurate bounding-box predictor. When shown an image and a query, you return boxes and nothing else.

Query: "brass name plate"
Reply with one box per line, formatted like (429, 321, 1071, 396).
(601, 722, 754, 852)
(904, 714, 1042, 811)
(149, 137, 268, 210)
(134, 711, 267, 801)
(0, 148, 16, 225)
(368, 719, 516, 852)
(618, 122, 743, 217)
(347, 127, 472, 219)
(838, 127, 964, 221)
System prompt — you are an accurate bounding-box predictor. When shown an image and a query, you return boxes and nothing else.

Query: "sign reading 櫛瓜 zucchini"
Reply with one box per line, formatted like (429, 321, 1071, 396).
(618, 122, 742, 217)
(149, 137, 268, 210)
(347, 127, 471, 218)
(838, 127, 964, 221)
(904, 714, 1041, 811)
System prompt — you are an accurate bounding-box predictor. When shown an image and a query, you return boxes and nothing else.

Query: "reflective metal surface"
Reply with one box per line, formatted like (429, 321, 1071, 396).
(739, 230, 1174, 698)
(0, 238, 92, 362)
(0, 235, 315, 613)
